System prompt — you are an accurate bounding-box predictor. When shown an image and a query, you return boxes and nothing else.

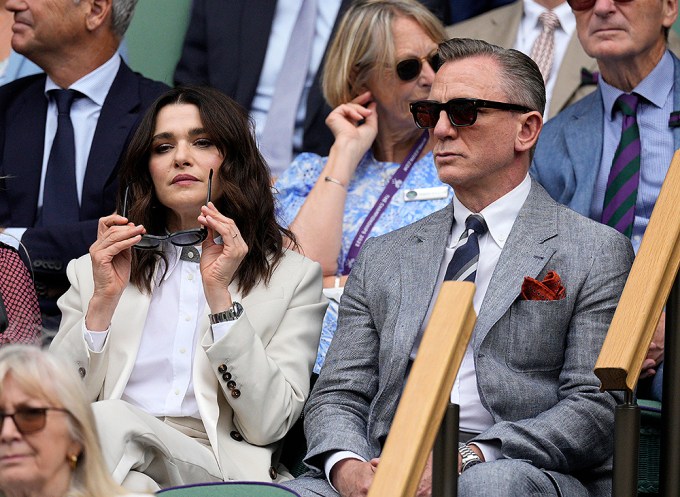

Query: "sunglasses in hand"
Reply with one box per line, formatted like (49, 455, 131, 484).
(0, 407, 70, 435)
(396, 53, 440, 82)
(123, 169, 213, 250)
(409, 98, 532, 129)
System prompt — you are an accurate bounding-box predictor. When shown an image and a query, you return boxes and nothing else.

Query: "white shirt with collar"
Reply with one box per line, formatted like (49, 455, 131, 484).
(514, 0, 575, 119)
(250, 0, 342, 153)
(325, 175, 532, 483)
(83, 244, 240, 418)
(0, 53, 121, 248)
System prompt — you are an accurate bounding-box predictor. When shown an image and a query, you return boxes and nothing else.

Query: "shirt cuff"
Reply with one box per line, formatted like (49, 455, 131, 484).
(210, 317, 240, 342)
(82, 320, 109, 352)
(324, 451, 366, 492)
(0, 228, 27, 250)
(470, 440, 502, 463)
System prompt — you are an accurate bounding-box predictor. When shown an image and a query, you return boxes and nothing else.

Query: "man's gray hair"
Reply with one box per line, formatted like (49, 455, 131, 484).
(438, 38, 546, 116)
(111, 0, 138, 38)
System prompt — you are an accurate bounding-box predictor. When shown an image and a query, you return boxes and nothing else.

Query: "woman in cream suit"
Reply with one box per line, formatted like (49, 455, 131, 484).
(50, 86, 327, 492)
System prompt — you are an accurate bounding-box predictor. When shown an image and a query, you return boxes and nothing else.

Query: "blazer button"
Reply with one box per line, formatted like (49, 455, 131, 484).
(269, 466, 278, 480)
(78, 367, 86, 378)
(218, 364, 227, 374)
(230, 430, 243, 441)
(222, 372, 232, 381)
(231, 389, 241, 398)
(226, 380, 236, 390)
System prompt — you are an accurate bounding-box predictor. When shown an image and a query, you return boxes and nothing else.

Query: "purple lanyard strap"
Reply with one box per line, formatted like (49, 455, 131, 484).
(342, 131, 429, 275)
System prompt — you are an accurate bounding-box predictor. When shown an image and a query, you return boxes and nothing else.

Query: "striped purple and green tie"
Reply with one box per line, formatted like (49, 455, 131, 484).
(602, 93, 641, 238)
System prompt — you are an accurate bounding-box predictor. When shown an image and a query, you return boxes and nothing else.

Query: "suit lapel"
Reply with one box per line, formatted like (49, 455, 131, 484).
(671, 55, 680, 150)
(487, 3, 522, 48)
(3, 77, 48, 225)
(550, 36, 597, 119)
(82, 61, 140, 219)
(394, 205, 454, 357)
(474, 182, 557, 348)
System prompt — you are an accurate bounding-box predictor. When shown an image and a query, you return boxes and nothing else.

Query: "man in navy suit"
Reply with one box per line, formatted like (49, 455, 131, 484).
(531, 0, 679, 399)
(0, 0, 168, 329)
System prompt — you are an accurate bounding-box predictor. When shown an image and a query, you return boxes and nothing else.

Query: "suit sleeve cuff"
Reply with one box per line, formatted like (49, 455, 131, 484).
(324, 451, 366, 492)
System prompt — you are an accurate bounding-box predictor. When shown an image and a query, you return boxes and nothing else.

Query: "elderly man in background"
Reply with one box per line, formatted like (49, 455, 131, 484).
(532, 0, 679, 400)
(0, 0, 168, 331)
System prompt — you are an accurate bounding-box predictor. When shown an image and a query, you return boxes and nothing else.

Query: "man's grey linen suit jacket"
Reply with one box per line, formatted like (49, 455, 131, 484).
(531, 51, 680, 217)
(296, 181, 633, 497)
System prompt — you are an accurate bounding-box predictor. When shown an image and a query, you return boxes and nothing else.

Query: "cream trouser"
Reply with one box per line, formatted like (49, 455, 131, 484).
(92, 399, 223, 492)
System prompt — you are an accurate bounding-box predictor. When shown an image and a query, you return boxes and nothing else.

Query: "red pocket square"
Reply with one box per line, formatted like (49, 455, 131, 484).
(520, 270, 566, 301)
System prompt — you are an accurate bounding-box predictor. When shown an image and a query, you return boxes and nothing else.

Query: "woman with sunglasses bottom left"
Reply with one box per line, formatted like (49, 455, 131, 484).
(49, 86, 327, 491)
(0, 344, 150, 497)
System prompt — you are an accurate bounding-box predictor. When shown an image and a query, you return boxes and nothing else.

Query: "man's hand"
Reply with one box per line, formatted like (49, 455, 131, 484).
(416, 453, 433, 497)
(641, 311, 665, 379)
(331, 458, 378, 497)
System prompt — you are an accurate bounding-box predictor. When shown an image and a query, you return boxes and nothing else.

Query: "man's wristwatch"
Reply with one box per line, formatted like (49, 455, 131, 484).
(458, 442, 482, 473)
(209, 302, 244, 324)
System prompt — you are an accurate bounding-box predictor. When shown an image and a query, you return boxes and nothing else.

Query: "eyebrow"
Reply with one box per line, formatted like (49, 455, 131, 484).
(152, 127, 208, 141)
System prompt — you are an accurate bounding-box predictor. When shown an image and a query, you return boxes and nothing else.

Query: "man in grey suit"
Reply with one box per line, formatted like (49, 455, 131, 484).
(285, 38, 633, 497)
(531, 0, 679, 399)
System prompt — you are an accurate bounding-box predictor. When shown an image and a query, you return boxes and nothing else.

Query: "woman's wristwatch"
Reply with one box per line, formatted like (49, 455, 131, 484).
(458, 442, 482, 473)
(209, 302, 244, 324)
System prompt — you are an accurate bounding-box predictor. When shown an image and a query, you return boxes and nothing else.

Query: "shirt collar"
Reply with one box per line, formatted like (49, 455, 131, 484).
(451, 174, 532, 250)
(44, 53, 121, 106)
(522, 0, 575, 37)
(600, 49, 674, 119)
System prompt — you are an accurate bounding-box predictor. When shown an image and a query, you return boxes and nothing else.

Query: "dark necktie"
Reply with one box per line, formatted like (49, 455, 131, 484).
(41, 89, 80, 226)
(602, 93, 641, 238)
(445, 214, 488, 283)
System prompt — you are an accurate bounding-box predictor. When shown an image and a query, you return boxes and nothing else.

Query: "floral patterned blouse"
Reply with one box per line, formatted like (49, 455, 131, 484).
(275, 150, 453, 373)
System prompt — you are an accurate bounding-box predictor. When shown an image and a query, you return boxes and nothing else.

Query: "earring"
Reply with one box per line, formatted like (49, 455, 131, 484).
(68, 453, 78, 470)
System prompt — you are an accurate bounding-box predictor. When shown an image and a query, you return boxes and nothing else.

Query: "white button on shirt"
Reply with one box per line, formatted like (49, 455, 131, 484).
(84, 245, 240, 419)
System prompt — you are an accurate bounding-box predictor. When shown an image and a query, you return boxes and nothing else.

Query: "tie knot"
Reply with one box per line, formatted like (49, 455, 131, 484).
(538, 11, 560, 32)
(615, 93, 640, 117)
(49, 89, 80, 115)
(465, 214, 488, 235)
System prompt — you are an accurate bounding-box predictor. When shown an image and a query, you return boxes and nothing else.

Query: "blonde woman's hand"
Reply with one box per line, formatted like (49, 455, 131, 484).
(326, 91, 379, 162)
(199, 202, 248, 311)
(86, 214, 145, 330)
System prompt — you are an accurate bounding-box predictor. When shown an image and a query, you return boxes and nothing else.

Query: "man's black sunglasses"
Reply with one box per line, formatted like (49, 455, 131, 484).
(0, 407, 70, 435)
(396, 53, 440, 82)
(566, 0, 633, 11)
(409, 98, 532, 129)
(123, 169, 213, 250)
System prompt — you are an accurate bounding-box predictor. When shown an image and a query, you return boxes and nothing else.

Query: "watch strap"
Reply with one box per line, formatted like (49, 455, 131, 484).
(209, 302, 244, 324)
(458, 442, 482, 473)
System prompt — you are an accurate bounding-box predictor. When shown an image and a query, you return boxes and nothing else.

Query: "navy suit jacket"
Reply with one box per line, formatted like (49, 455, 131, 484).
(0, 60, 168, 310)
(531, 52, 680, 218)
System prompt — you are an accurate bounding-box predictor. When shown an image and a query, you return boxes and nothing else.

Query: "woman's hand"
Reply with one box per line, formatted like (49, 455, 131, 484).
(326, 90, 379, 164)
(199, 202, 248, 312)
(86, 214, 145, 330)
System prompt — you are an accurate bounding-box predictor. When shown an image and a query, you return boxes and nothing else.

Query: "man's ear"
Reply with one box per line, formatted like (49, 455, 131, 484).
(515, 111, 542, 154)
(85, 0, 113, 32)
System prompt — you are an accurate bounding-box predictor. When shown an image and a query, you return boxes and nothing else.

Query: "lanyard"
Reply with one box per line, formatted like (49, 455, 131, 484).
(341, 131, 429, 275)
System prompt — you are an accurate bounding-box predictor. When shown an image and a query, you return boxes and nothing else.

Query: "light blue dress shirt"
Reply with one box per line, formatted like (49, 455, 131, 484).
(590, 50, 675, 253)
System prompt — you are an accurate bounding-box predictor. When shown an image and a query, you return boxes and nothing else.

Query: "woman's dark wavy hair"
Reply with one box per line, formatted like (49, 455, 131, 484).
(117, 85, 296, 296)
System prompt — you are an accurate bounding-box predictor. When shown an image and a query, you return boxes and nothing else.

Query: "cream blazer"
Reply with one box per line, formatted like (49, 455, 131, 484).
(51, 249, 327, 482)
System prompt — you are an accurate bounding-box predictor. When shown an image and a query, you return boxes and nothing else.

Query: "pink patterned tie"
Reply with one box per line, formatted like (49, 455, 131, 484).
(530, 11, 560, 83)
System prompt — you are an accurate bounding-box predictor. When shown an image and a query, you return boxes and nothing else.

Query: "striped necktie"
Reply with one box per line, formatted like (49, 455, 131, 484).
(445, 214, 488, 282)
(602, 93, 641, 237)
